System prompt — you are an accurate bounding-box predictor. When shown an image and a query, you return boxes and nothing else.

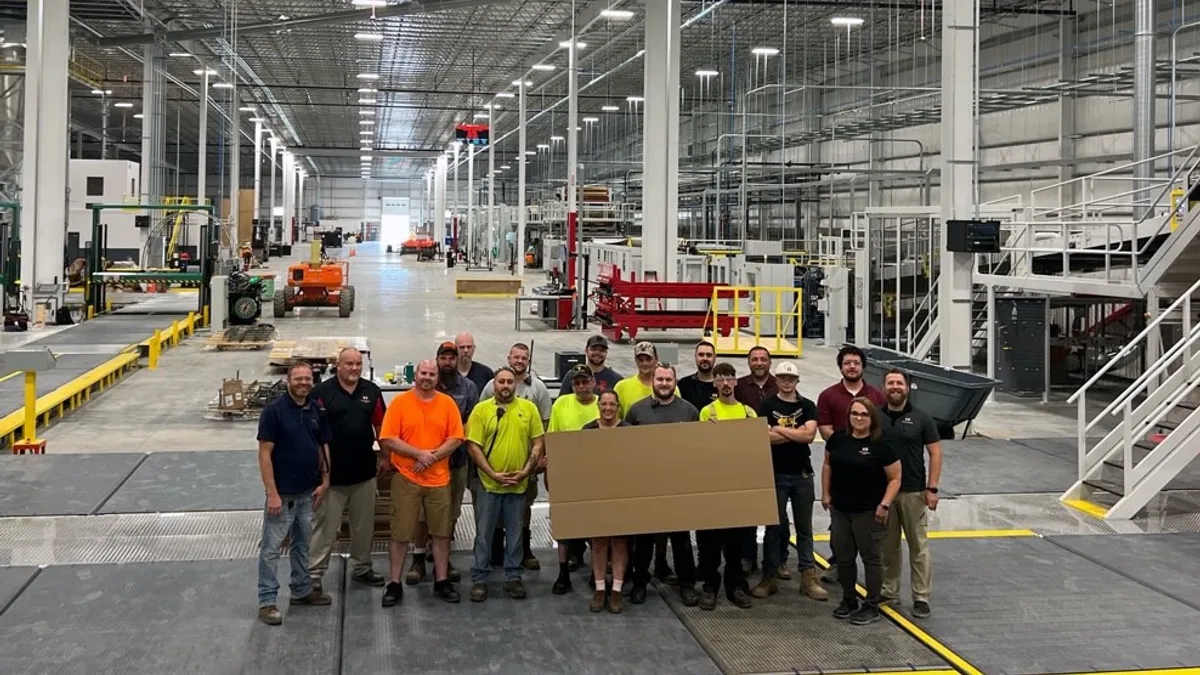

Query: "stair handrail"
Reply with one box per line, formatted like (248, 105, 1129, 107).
(1068, 275, 1200, 406)
(903, 277, 939, 355)
(1129, 141, 1200, 287)
(1104, 309, 1200, 421)
(1029, 146, 1196, 221)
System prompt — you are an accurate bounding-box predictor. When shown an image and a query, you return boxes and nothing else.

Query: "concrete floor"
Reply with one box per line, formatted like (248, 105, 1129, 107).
(39, 241, 1086, 452)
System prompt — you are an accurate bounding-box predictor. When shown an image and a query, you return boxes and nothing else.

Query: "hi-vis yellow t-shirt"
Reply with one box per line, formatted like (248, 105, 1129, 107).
(548, 394, 600, 432)
(700, 399, 758, 421)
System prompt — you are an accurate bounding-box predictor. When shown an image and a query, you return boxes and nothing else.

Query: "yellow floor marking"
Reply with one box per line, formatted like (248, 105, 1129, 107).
(1062, 498, 1109, 519)
(809, 529, 1036, 543)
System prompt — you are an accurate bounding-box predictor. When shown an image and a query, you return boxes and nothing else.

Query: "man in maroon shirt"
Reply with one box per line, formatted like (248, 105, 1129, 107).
(815, 344, 888, 583)
(817, 345, 887, 441)
(734, 346, 778, 410)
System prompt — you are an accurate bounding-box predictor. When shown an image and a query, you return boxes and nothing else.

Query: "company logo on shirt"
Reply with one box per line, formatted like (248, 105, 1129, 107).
(773, 412, 798, 428)
(361, 395, 371, 404)
(859, 445, 871, 456)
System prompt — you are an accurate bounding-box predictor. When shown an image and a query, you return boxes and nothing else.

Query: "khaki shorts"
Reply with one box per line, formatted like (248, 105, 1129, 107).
(419, 464, 468, 526)
(391, 473, 452, 541)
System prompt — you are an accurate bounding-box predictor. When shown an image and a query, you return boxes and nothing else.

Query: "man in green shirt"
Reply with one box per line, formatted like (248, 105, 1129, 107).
(466, 367, 545, 602)
(696, 362, 756, 610)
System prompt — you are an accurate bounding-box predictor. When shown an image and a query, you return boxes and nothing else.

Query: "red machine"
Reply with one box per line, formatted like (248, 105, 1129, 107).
(593, 264, 748, 341)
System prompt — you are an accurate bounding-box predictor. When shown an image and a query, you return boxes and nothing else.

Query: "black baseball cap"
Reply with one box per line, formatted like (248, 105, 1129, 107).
(586, 335, 609, 349)
(570, 363, 594, 379)
(436, 341, 458, 356)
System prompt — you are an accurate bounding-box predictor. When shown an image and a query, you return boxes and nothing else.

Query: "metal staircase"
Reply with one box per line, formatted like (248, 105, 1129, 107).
(1062, 276, 1200, 519)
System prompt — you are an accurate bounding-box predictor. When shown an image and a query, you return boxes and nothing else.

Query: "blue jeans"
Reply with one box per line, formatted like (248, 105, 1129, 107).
(763, 472, 816, 577)
(472, 489, 526, 583)
(257, 491, 314, 607)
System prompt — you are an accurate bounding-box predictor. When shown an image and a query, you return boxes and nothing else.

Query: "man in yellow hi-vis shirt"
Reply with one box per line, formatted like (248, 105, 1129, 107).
(465, 367, 544, 603)
(696, 362, 757, 611)
(546, 363, 601, 594)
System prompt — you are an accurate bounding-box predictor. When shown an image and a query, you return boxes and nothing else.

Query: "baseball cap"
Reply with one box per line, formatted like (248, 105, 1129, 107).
(436, 341, 458, 356)
(633, 341, 657, 358)
(569, 363, 594, 379)
(586, 335, 609, 349)
(774, 361, 800, 378)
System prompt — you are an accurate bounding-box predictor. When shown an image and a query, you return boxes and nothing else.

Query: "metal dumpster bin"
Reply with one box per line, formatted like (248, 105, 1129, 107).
(852, 345, 999, 438)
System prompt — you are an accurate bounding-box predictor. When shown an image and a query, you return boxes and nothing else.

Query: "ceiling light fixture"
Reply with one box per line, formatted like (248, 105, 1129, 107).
(601, 105, 619, 112)
(511, 79, 533, 86)
(537, 144, 549, 149)
(558, 40, 586, 49)
(354, 32, 384, 41)
(751, 47, 780, 56)
(350, 0, 387, 6)
(248, 117, 266, 122)
(357, 98, 377, 104)
(500, 165, 511, 170)
(550, 136, 564, 142)
(626, 96, 644, 102)
(600, 9, 634, 19)
(356, 73, 380, 80)
(193, 68, 217, 76)
(133, 113, 145, 119)
(496, 92, 515, 98)
(238, 106, 256, 112)
(531, 64, 555, 71)
(695, 69, 719, 77)
(90, 89, 105, 95)
(473, 113, 489, 119)
(525, 151, 537, 156)
(360, 110, 375, 116)
(114, 102, 134, 108)
(357, 87, 377, 93)
(360, 130, 374, 135)
(582, 117, 599, 123)
(168, 52, 191, 58)
(830, 16, 865, 27)
(212, 82, 234, 89)
(359, 120, 375, 125)
(361, 155, 373, 160)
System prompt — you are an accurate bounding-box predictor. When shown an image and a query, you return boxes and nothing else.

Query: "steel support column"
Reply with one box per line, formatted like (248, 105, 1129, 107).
(197, 69, 209, 205)
(467, 144, 474, 260)
(297, 171, 305, 233)
(517, 81, 527, 277)
(252, 120, 263, 226)
(268, 136, 278, 244)
(1132, 0, 1155, 217)
(1057, 15, 1078, 207)
(640, 0, 681, 281)
(452, 141, 460, 250)
(938, 0, 977, 369)
(140, 43, 164, 206)
(228, 81, 241, 251)
(488, 116, 495, 263)
(434, 154, 447, 248)
(566, 37, 581, 318)
(0, 25, 25, 200)
(281, 151, 295, 246)
(19, 0, 68, 313)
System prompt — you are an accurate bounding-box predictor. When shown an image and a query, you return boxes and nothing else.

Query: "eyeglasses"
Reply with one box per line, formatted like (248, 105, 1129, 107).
(715, 375, 737, 382)
(849, 411, 871, 418)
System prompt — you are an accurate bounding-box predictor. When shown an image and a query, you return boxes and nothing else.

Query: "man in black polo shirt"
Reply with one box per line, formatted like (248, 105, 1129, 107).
(256, 361, 334, 626)
(625, 364, 700, 607)
(677, 340, 717, 411)
(456, 332, 494, 392)
(879, 368, 941, 619)
(309, 348, 386, 593)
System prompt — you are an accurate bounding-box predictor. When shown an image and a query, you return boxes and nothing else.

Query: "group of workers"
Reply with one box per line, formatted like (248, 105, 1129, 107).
(254, 332, 943, 629)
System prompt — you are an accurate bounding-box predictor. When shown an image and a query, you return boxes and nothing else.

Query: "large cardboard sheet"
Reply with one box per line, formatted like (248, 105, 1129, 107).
(544, 417, 779, 539)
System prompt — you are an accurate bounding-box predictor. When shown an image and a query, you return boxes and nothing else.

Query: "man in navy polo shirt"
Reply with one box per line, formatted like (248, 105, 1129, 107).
(256, 361, 334, 626)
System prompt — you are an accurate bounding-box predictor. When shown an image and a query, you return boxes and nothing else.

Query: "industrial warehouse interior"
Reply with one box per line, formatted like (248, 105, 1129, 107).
(0, 0, 1199, 673)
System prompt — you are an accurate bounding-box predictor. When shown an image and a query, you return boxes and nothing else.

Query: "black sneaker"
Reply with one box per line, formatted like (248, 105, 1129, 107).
(913, 600, 931, 618)
(382, 582, 404, 608)
(727, 588, 753, 609)
(679, 586, 700, 607)
(833, 597, 859, 620)
(851, 602, 881, 625)
(630, 585, 648, 604)
(352, 569, 386, 586)
(698, 589, 717, 611)
(551, 573, 573, 595)
(433, 580, 461, 604)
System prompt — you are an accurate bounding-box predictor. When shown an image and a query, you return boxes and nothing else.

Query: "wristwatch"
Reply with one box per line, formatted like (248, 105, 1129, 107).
(926, 487, 939, 494)
(879, 503, 890, 510)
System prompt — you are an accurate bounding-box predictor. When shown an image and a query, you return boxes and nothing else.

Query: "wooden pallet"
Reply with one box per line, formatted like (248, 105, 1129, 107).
(206, 338, 275, 351)
(455, 276, 523, 298)
(268, 336, 370, 368)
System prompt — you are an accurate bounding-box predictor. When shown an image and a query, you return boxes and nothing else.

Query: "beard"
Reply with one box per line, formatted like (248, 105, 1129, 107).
(438, 367, 456, 385)
(697, 361, 713, 373)
(887, 391, 906, 406)
(843, 371, 862, 383)
(496, 389, 515, 403)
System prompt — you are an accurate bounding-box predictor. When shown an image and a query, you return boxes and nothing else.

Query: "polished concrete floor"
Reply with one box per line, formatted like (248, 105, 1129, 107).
(1, 242, 1198, 675)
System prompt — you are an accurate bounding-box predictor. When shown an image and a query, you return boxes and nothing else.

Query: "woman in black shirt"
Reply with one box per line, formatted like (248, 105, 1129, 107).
(821, 396, 901, 626)
(580, 389, 629, 615)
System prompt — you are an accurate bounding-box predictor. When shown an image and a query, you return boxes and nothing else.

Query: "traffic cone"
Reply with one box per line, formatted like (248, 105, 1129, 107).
(349, 246, 356, 257)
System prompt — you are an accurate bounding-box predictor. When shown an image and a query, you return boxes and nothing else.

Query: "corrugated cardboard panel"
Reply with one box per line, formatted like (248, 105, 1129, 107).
(545, 418, 779, 539)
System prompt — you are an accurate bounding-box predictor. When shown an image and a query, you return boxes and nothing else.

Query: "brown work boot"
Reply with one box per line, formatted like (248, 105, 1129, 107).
(589, 590, 606, 613)
(608, 590, 624, 614)
(521, 528, 540, 570)
(750, 578, 778, 598)
(292, 588, 332, 606)
(504, 580, 527, 599)
(405, 555, 426, 585)
(258, 605, 282, 625)
(801, 569, 830, 601)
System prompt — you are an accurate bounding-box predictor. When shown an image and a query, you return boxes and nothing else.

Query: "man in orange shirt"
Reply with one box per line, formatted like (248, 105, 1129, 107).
(378, 359, 465, 607)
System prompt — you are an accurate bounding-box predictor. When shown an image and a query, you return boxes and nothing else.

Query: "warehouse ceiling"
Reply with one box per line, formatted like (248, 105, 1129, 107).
(0, 0, 1075, 182)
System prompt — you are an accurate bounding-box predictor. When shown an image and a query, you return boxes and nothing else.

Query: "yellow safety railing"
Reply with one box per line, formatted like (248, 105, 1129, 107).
(705, 285, 804, 357)
(69, 50, 105, 91)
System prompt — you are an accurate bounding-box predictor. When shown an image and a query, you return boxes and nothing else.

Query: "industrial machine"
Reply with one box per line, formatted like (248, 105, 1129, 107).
(227, 270, 266, 325)
(593, 263, 748, 341)
(274, 240, 355, 318)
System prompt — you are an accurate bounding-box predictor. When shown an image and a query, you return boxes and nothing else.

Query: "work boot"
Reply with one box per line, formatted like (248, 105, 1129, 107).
(448, 563, 461, 583)
(521, 528, 540, 570)
(504, 580, 527, 599)
(567, 555, 581, 572)
(913, 600, 932, 618)
(776, 568, 792, 580)
(728, 588, 753, 609)
(258, 605, 282, 625)
(405, 554, 426, 585)
(382, 582, 404, 608)
(352, 569, 386, 586)
(608, 591, 624, 614)
(630, 585, 648, 604)
(800, 569, 829, 601)
(850, 601, 882, 625)
(470, 583, 488, 603)
(589, 590, 606, 613)
(552, 572, 573, 595)
(310, 578, 324, 596)
(821, 566, 839, 583)
(679, 586, 700, 607)
(833, 596, 859, 620)
(433, 580, 461, 603)
(751, 578, 778, 598)
(698, 589, 717, 611)
(291, 588, 332, 606)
